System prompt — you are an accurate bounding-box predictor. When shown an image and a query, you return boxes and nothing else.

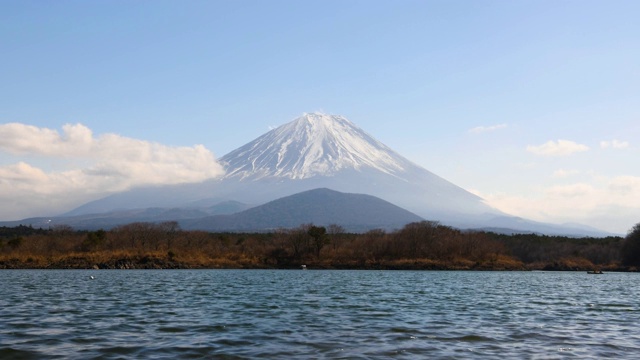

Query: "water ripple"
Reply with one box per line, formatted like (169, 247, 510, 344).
(1, 270, 639, 359)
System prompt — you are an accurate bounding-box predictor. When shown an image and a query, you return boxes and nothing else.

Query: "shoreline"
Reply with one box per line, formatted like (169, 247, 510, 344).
(0, 255, 630, 272)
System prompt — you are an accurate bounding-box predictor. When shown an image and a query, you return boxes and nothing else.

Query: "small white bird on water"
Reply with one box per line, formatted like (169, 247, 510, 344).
(90, 275, 95, 280)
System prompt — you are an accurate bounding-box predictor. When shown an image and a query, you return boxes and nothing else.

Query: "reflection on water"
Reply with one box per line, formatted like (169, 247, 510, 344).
(1, 270, 639, 359)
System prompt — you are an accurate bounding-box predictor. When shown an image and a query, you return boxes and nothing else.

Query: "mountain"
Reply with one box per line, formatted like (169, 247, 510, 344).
(68, 113, 498, 223)
(58, 112, 611, 235)
(0, 200, 252, 231)
(183, 188, 424, 232)
(216, 113, 496, 219)
(1, 189, 422, 232)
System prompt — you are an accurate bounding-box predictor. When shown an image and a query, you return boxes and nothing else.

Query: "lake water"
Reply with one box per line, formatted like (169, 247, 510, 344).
(1, 270, 639, 359)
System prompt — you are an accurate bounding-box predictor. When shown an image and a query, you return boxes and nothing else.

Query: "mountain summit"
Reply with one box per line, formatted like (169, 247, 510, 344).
(221, 113, 414, 180)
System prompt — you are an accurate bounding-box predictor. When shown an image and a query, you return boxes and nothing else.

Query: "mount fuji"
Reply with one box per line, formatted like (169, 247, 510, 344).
(66, 113, 498, 224)
(216, 113, 499, 222)
(42, 113, 609, 235)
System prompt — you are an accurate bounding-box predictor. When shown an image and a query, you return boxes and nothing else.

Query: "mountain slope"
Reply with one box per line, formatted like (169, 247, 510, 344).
(221, 113, 415, 180)
(183, 188, 424, 232)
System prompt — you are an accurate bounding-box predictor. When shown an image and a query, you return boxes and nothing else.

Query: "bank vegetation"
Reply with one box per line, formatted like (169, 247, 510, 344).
(1, 221, 638, 271)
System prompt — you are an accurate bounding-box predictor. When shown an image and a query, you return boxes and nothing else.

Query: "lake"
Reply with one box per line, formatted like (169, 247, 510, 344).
(1, 270, 639, 359)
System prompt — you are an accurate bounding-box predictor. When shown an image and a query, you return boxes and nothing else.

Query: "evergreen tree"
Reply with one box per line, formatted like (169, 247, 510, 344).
(621, 222, 640, 267)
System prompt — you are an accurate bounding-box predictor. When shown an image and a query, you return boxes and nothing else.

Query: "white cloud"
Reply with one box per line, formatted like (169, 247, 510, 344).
(552, 169, 580, 178)
(608, 176, 640, 196)
(544, 183, 595, 198)
(468, 123, 507, 134)
(0, 123, 93, 156)
(600, 139, 629, 149)
(0, 123, 226, 219)
(526, 139, 589, 156)
(478, 175, 640, 234)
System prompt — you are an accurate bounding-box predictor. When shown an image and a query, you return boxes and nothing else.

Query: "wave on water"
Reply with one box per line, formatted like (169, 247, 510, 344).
(1, 270, 639, 359)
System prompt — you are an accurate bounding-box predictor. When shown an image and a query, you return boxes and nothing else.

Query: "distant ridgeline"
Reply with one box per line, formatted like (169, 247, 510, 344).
(0, 225, 51, 239)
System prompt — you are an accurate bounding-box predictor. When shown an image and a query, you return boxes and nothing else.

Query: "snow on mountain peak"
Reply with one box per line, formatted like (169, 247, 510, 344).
(220, 113, 418, 180)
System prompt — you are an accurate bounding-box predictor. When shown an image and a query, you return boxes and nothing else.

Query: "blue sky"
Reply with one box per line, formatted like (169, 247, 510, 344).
(1, 0, 639, 233)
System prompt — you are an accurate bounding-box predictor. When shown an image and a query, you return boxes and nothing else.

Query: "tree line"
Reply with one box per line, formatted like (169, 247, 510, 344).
(1, 221, 639, 270)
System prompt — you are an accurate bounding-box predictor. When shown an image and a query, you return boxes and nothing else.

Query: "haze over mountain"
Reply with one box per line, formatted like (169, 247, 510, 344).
(182, 188, 424, 232)
(3, 189, 424, 233)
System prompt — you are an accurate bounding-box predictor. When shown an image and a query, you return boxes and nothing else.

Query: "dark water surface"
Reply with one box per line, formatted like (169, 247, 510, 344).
(1, 270, 639, 359)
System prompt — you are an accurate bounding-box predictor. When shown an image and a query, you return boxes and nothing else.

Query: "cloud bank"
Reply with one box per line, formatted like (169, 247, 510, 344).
(527, 139, 589, 157)
(0, 123, 225, 219)
(478, 175, 640, 234)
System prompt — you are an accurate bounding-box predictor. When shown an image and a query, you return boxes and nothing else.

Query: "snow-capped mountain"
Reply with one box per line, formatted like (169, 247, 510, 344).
(213, 113, 499, 222)
(67, 112, 501, 227)
(221, 113, 415, 180)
